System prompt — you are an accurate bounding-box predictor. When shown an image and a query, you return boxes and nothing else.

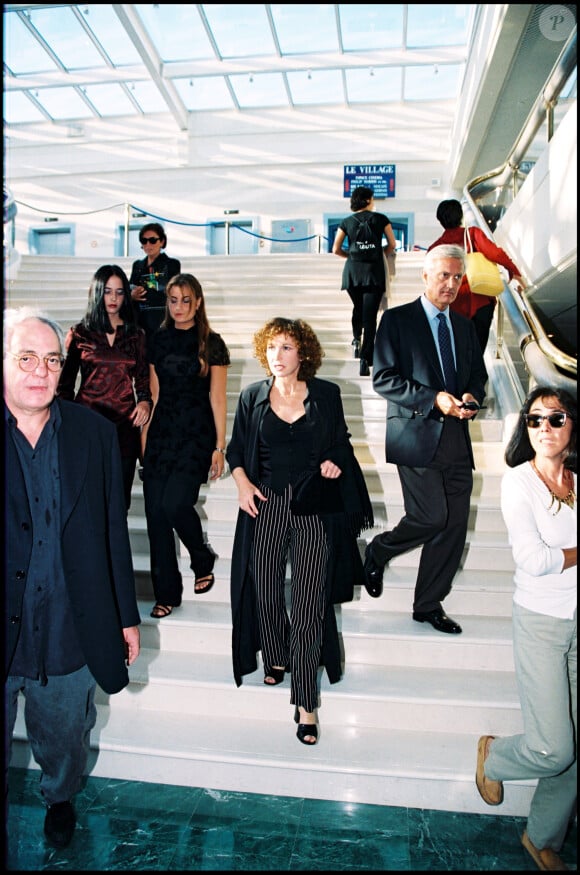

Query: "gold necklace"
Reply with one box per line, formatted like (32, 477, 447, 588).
(531, 460, 576, 514)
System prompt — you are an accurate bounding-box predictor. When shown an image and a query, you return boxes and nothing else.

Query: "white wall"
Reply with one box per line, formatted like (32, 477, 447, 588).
(5, 100, 461, 259)
(494, 102, 577, 280)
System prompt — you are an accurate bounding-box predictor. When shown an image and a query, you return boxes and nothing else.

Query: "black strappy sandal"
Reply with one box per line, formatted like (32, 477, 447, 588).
(150, 603, 173, 618)
(194, 572, 215, 595)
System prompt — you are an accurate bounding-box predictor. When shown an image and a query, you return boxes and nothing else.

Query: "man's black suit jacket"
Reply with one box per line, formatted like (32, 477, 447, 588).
(5, 398, 141, 694)
(372, 296, 488, 468)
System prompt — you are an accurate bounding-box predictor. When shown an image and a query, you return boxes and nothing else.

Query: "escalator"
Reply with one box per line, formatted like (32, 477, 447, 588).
(463, 27, 577, 404)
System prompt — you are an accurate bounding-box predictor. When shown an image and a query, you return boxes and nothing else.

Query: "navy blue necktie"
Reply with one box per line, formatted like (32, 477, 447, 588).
(437, 313, 457, 395)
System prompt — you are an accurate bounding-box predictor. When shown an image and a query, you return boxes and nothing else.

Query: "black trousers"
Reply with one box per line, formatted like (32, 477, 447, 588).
(346, 285, 383, 364)
(371, 418, 473, 613)
(137, 306, 165, 342)
(121, 454, 138, 513)
(143, 470, 215, 606)
(471, 301, 496, 354)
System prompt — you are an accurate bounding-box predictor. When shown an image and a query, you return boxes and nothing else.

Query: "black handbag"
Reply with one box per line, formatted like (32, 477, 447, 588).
(290, 469, 343, 516)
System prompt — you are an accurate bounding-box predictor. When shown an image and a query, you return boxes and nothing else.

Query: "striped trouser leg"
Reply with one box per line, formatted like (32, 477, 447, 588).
(288, 508, 329, 712)
(251, 484, 329, 713)
(251, 486, 292, 674)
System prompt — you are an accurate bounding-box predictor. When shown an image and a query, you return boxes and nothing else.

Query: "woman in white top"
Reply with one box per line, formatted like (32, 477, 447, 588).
(476, 386, 577, 871)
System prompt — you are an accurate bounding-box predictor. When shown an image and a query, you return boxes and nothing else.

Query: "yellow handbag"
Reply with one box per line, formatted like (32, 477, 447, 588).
(463, 228, 505, 296)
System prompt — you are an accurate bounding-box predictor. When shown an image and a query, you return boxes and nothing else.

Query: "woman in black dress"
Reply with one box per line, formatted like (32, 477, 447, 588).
(142, 273, 230, 618)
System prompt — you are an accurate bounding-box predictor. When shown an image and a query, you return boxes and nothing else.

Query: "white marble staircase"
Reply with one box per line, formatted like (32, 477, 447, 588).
(8, 251, 534, 816)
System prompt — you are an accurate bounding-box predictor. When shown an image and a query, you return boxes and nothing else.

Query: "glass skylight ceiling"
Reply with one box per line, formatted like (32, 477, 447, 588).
(3, 4, 475, 128)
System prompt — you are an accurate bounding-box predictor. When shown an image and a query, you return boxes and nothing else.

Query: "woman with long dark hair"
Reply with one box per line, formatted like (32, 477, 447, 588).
(58, 264, 151, 511)
(141, 273, 230, 619)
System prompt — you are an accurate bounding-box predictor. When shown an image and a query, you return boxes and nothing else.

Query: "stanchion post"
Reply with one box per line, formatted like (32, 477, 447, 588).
(123, 203, 130, 257)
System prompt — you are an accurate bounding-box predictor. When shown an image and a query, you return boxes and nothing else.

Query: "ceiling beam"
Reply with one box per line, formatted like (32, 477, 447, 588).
(111, 3, 188, 131)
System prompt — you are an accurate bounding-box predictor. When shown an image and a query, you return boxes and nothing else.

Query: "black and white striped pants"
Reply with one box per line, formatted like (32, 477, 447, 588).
(251, 483, 329, 713)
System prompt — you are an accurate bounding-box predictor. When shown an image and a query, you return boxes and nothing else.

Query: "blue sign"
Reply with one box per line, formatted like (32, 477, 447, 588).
(344, 164, 396, 198)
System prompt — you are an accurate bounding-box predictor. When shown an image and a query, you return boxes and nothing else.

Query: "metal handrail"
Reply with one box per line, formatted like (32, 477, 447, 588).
(463, 28, 577, 397)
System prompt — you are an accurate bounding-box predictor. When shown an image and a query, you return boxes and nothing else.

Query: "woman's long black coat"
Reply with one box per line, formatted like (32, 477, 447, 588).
(226, 377, 373, 688)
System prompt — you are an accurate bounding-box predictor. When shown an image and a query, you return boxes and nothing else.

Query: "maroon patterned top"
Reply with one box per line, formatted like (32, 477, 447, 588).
(57, 323, 151, 459)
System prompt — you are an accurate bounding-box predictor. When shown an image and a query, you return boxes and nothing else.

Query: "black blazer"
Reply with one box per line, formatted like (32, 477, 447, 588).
(372, 297, 488, 467)
(5, 399, 141, 694)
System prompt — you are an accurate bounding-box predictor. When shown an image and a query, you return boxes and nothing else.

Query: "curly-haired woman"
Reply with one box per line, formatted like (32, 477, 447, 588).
(227, 317, 373, 745)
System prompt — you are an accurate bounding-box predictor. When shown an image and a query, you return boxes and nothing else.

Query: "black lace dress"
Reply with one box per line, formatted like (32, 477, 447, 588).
(145, 325, 230, 481)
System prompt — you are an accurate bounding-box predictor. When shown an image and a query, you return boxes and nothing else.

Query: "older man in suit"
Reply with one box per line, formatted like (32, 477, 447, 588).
(365, 244, 488, 634)
(4, 307, 141, 849)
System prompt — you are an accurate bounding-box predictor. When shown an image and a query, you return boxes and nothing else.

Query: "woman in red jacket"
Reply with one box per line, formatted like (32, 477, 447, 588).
(428, 199, 525, 353)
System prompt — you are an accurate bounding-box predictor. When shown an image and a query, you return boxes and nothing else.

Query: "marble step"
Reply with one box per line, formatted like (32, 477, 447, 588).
(129, 494, 509, 537)
(130, 454, 508, 509)
(131, 437, 507, 483)
(127, 519, 515, 573)
(10, 706, 534, 818)
(128, 458, 509, 529)
(101, 649, 524, 736)
(129, 598, 516, 672)
(9, 253, 423, 279)
(9, 265, 423, 284)
(213, 413, 505, 444)
(133, 563, 515, 617)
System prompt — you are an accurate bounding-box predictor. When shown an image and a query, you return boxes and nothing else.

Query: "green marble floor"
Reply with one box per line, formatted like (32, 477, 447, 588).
(5, 767, 577, 871)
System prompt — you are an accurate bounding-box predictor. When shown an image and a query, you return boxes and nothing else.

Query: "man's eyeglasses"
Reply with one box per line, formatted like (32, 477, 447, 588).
(141, 236, 160, 245)
(8, 352, 65, 372)
(523, 412, 568, 429)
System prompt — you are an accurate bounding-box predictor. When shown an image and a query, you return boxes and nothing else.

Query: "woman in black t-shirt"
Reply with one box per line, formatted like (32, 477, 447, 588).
(332, 186, 396, 376)
(141, 273, 230, 619)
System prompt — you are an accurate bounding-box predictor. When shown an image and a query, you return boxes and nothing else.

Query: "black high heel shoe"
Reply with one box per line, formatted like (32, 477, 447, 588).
(264, 665, 290, 686)
(294, 707, 318, 745)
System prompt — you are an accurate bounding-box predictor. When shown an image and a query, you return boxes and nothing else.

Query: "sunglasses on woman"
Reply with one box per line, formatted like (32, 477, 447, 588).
(141, 236, 160, 245)
(523, 412, 568, 429)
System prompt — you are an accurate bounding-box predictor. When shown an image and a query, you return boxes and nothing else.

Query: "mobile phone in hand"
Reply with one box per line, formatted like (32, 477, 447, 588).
(461, 401, 486, 411)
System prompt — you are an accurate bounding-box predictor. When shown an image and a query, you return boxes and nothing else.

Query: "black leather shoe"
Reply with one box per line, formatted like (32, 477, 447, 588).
(352, 337, 361, 359)
(44, 801, 76, 848)
(363, 544, 384, 598)
(359, 358, 370, 376)
(412, 609, 462, 634)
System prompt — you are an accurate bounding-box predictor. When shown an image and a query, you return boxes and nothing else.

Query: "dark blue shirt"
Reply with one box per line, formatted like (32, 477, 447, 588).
(8, 402, 85, 682)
